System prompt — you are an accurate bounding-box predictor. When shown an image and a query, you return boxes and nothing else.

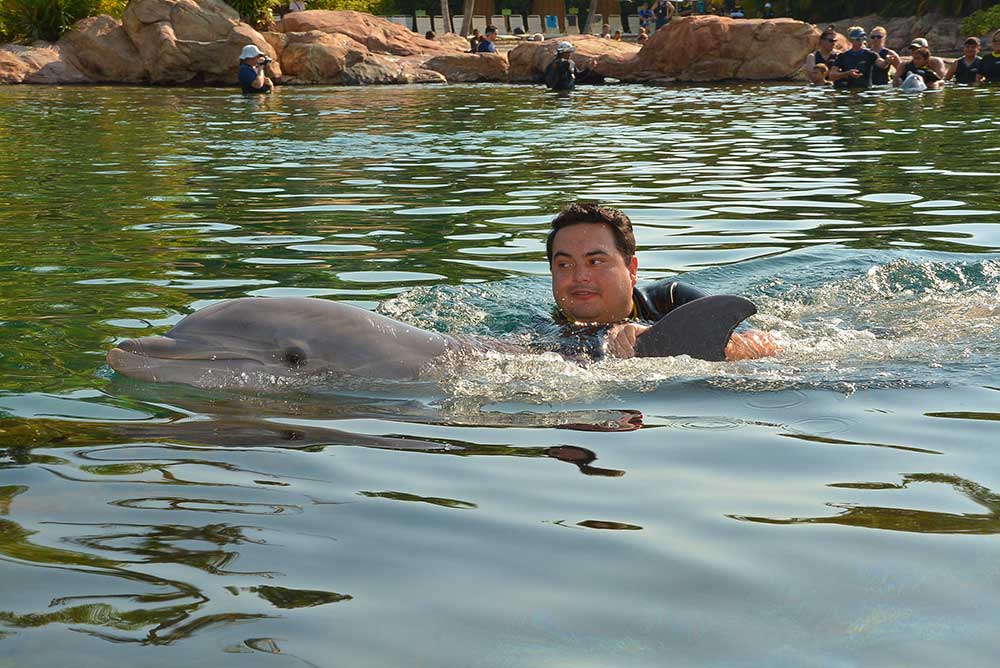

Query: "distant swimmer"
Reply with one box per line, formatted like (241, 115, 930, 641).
(829, 27, 889, 89)
(946, 37, 983, 84)
(544, 42, 598, 91)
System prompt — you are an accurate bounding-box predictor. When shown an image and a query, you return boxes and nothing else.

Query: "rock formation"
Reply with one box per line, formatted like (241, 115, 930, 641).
(629, 16, 819, 83)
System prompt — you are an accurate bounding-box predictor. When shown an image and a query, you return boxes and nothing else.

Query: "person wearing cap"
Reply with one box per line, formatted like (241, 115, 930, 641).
(979, 30, 1000, 83)
(946, 37, 983, 84)
(805, 29, 839, 85)
(477, 25, 498, 53)
(762, 2, 774, 19)
(544, 41, 597, 90)
(895, 46, 943, 90)
(829, 26, 887, 89)
(903, 37, 946, 80)
(867, 27, 900, 86)
(238, 44, 273, 95)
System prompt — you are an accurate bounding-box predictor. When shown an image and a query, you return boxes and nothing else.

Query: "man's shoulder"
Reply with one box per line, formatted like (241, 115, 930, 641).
(633, 279, 707, 321)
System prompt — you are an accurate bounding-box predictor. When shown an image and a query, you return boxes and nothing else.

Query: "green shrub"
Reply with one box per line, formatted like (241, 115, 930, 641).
(0, 0, 101, 42)
(962, 3, 1000, 37)
(308, 0, 395, 12)
(224, 0, 280, 26)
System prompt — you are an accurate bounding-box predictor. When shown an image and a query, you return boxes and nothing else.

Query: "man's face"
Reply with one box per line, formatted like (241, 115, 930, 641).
(964, 41, 980, 56)
(550, 223, 638, 324)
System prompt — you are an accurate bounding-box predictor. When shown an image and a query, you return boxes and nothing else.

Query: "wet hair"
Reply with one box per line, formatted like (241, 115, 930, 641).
(425, 30, 435, 40)
(546, 202, 636, 264)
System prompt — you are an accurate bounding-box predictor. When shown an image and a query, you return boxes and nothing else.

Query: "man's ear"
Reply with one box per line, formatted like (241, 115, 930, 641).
(628, 255, 638, 285)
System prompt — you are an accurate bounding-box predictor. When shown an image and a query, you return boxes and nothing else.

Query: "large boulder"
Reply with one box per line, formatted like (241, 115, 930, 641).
(122, 0, 279, 84)
(279, 10, 464, 56)
(277, 31, 368, 84)
(59, 15, 146, 83)
(629, 16, 818, 82)
(340, 54, 446, 85)
(0, 44, 89, 84)
(508, 35, 640, 83)
(422, 52, 508, 82)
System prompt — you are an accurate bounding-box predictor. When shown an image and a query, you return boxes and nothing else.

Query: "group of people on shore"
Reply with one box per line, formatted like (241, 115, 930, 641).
(807, 25, 1000, 90)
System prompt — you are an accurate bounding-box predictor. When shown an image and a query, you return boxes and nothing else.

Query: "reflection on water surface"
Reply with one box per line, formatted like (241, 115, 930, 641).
(1, 83, 999, 667)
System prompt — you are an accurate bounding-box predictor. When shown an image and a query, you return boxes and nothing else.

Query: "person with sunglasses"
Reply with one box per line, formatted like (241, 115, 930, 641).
(805, 30, 839, 85)
(945, 37, 983, 84)
(980, 30, 1000, 83)
(867, 27, 899, 86)
(829, 27, 888, 89)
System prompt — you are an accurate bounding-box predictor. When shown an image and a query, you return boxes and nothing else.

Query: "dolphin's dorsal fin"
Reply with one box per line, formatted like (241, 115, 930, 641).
(633, 295, 757, 361)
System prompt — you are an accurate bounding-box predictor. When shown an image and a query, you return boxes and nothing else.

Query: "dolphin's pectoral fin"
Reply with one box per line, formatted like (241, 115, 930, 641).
(633, 295, 758, 361)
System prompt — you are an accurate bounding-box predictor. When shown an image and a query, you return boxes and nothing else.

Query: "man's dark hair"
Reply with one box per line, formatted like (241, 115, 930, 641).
(546, 202, 636, 264)
(485, 25, 498, 35)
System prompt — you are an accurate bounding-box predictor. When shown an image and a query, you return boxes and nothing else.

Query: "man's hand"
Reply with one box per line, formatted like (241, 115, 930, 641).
(725, 330, 779, 360)
(606, 323, 649, 359)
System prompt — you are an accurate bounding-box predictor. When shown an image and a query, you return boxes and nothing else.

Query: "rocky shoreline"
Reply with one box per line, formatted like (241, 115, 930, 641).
(0, 1, 970, 88)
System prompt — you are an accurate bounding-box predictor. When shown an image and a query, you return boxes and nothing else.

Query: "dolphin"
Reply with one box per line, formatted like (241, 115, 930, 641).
(107, 297, 475, 389)
(106, 294, 758, 390)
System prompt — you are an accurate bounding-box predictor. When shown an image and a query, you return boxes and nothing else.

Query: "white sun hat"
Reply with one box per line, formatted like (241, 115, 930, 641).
(555, 41, 575, 53)
(240, 44, 265, 60)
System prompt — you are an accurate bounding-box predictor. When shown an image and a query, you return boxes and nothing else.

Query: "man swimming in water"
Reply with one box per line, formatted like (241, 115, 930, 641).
(546, 202, 777, 360)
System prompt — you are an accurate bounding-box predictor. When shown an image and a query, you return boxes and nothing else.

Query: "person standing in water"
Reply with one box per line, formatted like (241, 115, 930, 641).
(979, 30, 1000, 83)
(829, 27, 888, 89)
(237, 44, 273, 95)
(805, 29, 839, 85)
(544, 42, 597, 90)
(867, 27, 899, 86)
(945, 37, 983, 84)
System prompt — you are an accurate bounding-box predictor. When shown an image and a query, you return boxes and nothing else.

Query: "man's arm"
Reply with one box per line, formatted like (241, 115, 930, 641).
(606, 323, 778, 360)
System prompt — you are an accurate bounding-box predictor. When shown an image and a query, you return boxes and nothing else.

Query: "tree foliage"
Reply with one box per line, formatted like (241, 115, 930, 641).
(0, 0, 101, 41)
(961, 2, 1000, 35)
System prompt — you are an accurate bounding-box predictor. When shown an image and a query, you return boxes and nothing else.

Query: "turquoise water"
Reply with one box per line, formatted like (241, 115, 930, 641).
(1, 83, 999, 666)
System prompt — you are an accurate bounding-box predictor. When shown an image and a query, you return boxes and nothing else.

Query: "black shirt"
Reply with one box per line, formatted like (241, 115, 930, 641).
(833, 48, 878, 89)
(544, 280, 707, 359)
(901, 61, 941, 86)
(954, 56, 982, 84)
(980, 53, 1000, 83)
(872, 48, 891, 85)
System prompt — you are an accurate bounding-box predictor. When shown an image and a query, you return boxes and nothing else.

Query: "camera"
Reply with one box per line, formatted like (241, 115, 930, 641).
(260, 56, 273, 66)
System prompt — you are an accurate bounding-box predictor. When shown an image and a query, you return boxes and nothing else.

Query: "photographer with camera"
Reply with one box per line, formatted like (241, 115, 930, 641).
(238, 45, 274, 95)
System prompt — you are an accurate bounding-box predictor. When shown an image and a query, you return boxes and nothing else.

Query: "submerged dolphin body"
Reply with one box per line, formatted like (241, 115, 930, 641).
(106, 294, 758, 390)
(107, 297, 468, 389)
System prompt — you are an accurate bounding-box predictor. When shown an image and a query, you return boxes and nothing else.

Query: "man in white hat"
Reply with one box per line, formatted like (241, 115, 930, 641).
(238, 44, 273, 95)
(544, 41, 598, 90)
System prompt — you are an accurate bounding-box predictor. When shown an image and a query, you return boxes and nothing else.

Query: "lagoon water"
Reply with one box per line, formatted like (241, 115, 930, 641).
(1, 82, 999, 666)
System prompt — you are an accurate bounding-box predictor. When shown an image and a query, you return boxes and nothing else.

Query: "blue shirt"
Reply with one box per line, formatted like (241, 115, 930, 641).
(477, 39, 496, 53)
(238, 62, 267, 94)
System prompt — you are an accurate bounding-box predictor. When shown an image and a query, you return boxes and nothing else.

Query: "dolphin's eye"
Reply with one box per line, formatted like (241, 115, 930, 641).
(283, 347, 306, 368)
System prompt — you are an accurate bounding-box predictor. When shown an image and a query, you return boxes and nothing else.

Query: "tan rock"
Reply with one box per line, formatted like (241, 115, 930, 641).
(60, 15, 146, 83)
(279, 10, 464, 56)
(279, 31, 368, 84)
(341, 54, 445, 85)
(0, 44, 89, 84)
(0, 48, 32, 84)
(508, 35, 639, 83)
(122, 0, 280, 84)
(435, 33, 473, 52)
(630, 16, 818, 82)
(423, 52, 508, 82)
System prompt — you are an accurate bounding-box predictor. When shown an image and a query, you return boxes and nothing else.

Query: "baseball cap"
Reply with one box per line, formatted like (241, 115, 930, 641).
(848, 27, 866, 40)
(909, 37, 929, 48)
(555, 41, 575, 53)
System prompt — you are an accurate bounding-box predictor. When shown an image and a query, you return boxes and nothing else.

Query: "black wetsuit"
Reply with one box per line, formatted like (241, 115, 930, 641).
(872, 48, 891, 85)
(542, 280, 707, 359)
(979, 53, 1000, 83)
(812, 50, 834, 68)
(901, 62, 941, 86)
(953, 56, 982, 84)
(544, 57, 597, 90)
(833, 48, 877, 89)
